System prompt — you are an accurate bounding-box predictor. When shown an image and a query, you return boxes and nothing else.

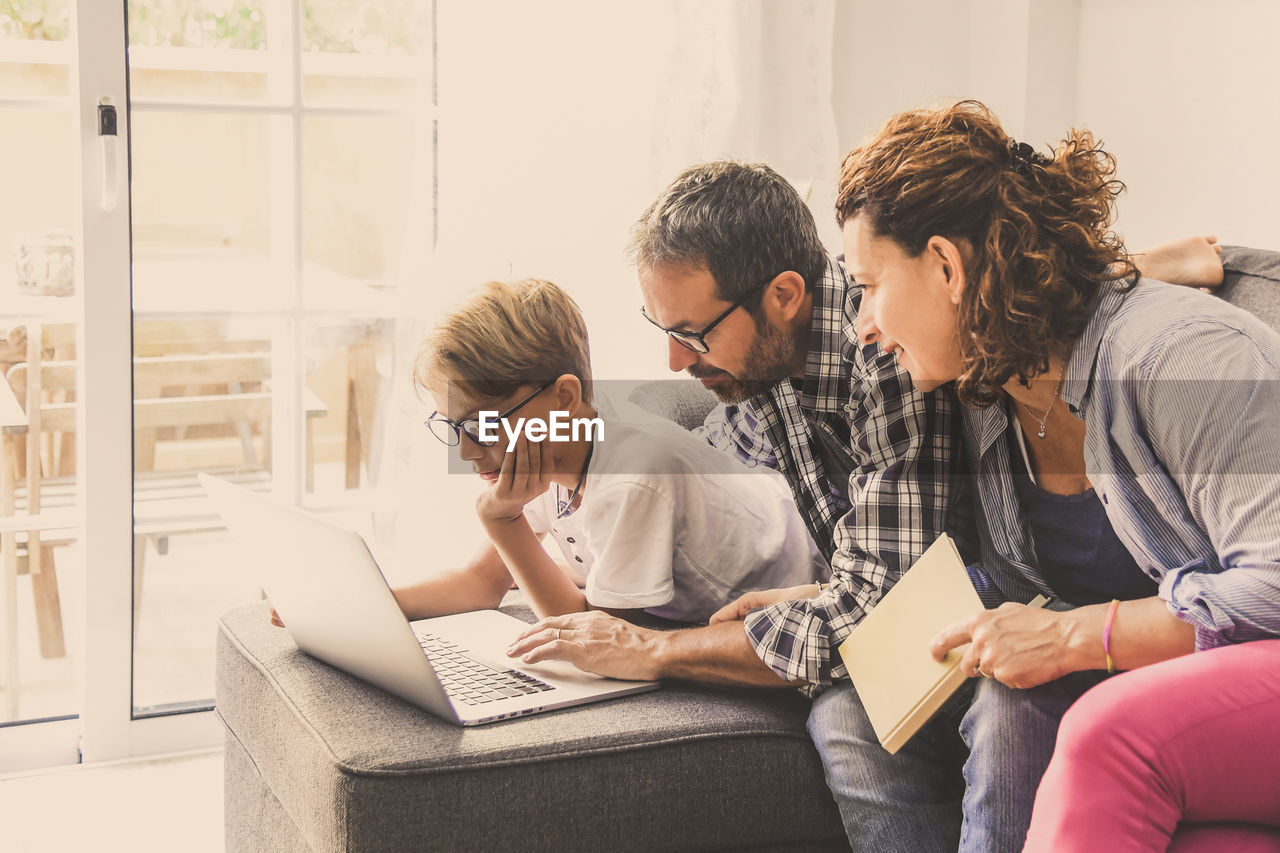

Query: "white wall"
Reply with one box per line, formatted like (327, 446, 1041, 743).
(434, 2, 670, 383)
(435, 1, 841, 383)
(832, 0, 1279, 251)
(1076, 0, 1280, 250)
(832, 0, 972, 151)
(833, 0, 1081, 164)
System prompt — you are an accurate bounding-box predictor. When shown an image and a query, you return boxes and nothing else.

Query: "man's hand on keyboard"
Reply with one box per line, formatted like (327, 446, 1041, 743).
(507, 611, 662, 681)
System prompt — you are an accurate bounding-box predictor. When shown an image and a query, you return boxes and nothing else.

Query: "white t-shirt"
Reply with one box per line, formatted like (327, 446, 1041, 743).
(523, 396, 827, 623)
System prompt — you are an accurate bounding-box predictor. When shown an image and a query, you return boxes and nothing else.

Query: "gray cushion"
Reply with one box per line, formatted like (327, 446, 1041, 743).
(217, 601, 848, 852)
(627, 380, 720, 431)
(1219, 245, 1280, 334)
(224, 733, 313, 853)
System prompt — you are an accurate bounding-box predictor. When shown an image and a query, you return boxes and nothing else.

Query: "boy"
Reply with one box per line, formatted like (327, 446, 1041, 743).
(403, 277, 825, 623)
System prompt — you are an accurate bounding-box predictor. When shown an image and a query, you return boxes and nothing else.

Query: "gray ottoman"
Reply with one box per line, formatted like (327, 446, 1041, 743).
(216, 600, 849, 852)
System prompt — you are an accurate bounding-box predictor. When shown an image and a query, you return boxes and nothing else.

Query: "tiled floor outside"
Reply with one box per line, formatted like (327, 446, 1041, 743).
(0, 749, 224, 852)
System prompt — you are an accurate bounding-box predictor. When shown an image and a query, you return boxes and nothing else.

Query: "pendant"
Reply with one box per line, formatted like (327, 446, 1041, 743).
(1037, 424, 1046, 439)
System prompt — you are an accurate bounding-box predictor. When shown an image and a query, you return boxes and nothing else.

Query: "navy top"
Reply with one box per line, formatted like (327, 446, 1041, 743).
(1009, 427, 1157, 606)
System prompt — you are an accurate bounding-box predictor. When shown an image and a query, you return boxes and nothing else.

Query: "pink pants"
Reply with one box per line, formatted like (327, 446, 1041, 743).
(1024, 639, 1280, 853)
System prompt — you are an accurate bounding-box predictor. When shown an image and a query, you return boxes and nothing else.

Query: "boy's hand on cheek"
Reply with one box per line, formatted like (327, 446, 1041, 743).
(476, 433, 555, 524)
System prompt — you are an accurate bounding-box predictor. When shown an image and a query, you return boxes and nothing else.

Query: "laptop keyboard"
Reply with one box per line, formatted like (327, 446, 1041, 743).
(416, 632, 555, 706)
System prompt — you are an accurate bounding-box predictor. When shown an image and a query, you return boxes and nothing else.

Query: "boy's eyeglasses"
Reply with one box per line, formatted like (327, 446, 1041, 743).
(640, 275, 775, 355)
(426, 379, 555, 447)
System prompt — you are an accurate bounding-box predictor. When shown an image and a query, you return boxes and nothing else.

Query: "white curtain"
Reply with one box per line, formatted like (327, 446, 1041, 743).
(649, 0, 840, 247)
(381, 1, 840, 573)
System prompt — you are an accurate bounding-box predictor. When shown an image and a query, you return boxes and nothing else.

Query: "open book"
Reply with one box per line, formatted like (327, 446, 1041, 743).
(837, 534, 1046, 754)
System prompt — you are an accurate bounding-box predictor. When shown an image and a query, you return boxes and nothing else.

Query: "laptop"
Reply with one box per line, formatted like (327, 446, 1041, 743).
(200, 473, 659, 725)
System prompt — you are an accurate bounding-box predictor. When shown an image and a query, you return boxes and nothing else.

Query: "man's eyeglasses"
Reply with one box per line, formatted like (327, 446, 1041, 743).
(426, 379, 554, 447)
(640, 275, 775, 354)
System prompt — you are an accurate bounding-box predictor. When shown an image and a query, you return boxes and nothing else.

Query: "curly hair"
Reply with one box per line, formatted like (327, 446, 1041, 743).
(834, 100, 1136, 407)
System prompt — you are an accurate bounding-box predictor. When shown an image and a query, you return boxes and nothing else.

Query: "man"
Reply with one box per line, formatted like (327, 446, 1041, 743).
(508, 161, 969, 849)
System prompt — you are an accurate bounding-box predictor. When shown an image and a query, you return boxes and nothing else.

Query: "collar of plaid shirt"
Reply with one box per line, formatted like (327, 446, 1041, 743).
(752, 257, 865, 551)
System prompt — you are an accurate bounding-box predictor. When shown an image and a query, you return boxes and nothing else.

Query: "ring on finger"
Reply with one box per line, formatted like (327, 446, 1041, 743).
(555, 627, 562, 641)
(978, 666, 994, 679)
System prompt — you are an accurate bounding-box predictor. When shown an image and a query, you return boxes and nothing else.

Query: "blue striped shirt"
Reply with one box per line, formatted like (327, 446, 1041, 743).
(965, 278, 1280, 649)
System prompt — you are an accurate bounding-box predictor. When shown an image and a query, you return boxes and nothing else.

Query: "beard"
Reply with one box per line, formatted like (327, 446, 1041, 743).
(688, 320, 800, 404)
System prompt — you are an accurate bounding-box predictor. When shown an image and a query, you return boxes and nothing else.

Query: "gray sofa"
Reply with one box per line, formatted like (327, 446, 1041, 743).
(216, 378, 850, 852)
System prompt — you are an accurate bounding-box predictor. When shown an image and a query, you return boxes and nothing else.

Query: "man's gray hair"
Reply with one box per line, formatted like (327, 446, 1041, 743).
(629, 161, 828, 307)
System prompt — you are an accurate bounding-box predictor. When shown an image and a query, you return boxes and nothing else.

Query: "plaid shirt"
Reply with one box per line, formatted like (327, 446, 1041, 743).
(695, 257, 960, 687)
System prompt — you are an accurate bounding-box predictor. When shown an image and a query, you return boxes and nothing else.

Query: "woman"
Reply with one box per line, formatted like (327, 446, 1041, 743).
(835, 101, 1280, 851)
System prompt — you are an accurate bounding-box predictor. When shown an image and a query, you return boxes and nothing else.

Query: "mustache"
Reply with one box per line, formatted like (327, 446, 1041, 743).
(686, 365, 732, 380)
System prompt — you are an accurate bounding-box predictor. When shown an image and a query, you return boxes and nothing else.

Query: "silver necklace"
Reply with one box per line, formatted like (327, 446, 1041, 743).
(1020, 371, 1065, 440)
(555, 442, 594, 519)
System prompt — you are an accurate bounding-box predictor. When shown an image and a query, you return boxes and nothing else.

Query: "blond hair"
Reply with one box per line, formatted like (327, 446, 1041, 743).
(415, 278, 593, 404)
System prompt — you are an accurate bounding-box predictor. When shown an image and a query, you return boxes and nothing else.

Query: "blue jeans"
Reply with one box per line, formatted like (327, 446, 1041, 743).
(808, 672, 1107, 853)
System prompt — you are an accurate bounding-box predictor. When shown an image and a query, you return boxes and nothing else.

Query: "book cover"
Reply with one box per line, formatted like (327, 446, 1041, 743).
(837, 533, 981, 754)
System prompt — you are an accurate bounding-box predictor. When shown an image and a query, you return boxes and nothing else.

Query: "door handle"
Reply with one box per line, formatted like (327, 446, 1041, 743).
(98, 100, 119, 211)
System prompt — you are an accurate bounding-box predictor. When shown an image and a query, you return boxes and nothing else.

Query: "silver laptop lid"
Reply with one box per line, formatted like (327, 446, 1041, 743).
(199, 473, 457, 722)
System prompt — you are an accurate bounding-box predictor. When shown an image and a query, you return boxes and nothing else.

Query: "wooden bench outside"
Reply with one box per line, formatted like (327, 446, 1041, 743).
(0, 326, 327, 719)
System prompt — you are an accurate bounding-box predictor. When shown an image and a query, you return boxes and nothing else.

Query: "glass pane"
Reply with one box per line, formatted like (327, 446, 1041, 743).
(127, 0, 270, 104)
(0, 3, 73, 101)
(302, 0, 428, 55)
(132, 524, 261, 711)
(0, 1, 71, 41)
(129, 111, 284, 711)
(130, 66, 269, 103)
(0, 322, 81, 726)
(130, 110, 287, 314)
(131, 314, 279, 712)
(300, 0, 429, 109)
(127, 0, 266, 50)
(301, 62, 419, 109)
(127, 0, 435, 714)
(302, 114, 415, 308)
(0, 97, 80, 721)
(132, 314, 276, 479)
(0, 108, 73, 286)
(303, 316, 396, 499)
(0, 54, 68, 98)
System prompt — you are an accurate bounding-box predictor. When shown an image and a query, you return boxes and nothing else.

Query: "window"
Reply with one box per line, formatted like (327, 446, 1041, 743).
(0, 0, 434, 769)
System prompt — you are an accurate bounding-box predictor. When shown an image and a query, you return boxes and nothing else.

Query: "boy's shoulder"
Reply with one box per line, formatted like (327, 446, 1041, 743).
(591, 396, 756, 481)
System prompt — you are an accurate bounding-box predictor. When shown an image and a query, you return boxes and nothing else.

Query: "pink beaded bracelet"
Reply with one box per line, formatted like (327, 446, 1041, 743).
(1103, 598, 1121, 674)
